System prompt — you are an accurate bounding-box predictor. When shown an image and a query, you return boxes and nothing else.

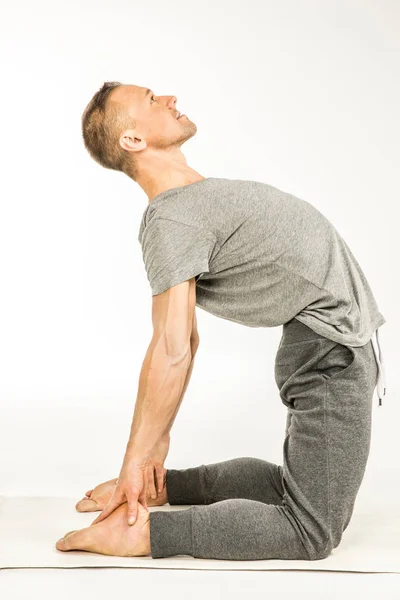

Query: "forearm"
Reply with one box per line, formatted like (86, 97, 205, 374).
(162, 335, 198, 437)
(125, 332, 193, 460)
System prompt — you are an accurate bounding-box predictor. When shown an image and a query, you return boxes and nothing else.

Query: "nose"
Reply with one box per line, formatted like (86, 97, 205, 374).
(155, 95, 177, 108)
(167, 95, 177, 109)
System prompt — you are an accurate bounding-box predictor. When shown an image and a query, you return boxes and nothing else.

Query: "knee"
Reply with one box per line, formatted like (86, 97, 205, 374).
(307, 518, 346, 560)
(309, 535, 334, 560)
(311, 544, 332, 560)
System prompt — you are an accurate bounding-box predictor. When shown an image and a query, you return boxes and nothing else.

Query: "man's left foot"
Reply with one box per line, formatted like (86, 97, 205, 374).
(76, 477, 167, 512)
(56, 501, 151, 557)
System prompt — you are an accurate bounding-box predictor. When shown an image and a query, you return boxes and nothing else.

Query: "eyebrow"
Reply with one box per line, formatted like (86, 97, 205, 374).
(145, 88, 152, 97)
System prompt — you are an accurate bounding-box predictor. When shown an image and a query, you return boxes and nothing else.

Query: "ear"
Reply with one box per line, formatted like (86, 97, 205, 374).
(119, 129, 147, 152)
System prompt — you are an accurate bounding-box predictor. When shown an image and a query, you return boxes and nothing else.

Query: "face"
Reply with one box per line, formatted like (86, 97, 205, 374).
(111, 84, 197, 153)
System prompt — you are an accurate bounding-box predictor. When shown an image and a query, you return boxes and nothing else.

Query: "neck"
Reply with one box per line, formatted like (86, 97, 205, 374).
(132, 150, 207, 202)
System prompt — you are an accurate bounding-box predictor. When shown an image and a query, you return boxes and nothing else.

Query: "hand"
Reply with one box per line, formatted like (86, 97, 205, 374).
(145, 433, 170, 500)
(91, 456, 148, 527)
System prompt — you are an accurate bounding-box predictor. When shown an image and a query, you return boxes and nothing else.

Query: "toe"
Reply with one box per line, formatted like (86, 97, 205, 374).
(56, 528, 92, 552)
(56, 530, 79, 552)
(56, 538, 66, 551)
(85, 489, 93, 497)
(65, 529, 78, 537)
(76, 498, 99, 512)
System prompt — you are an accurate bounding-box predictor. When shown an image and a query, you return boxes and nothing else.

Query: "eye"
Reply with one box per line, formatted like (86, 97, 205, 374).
(151, 95, 156, 103)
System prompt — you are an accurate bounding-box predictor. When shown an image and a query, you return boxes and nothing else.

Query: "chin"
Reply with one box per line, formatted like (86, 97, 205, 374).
(186, 120, 197, 133)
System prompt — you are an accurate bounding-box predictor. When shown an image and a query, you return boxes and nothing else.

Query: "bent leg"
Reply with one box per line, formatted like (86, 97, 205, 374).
(150, 497, 311, 560)
(165, 456, 284, 506)
(274, 319, 378, 558)
(150, 320, 377, 561)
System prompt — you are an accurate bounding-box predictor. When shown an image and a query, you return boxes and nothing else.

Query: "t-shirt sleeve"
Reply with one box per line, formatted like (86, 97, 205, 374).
(141, 216, 219, 296)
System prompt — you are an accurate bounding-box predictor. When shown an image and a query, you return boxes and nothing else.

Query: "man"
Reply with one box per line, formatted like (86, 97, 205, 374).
(56, 82, 386, 560)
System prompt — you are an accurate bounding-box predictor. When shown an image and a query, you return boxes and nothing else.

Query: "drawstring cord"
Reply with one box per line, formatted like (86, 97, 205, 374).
(370, 328, 386, 406)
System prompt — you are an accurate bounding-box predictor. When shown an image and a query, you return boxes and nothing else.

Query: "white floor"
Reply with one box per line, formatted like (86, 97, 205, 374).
(1, 495, 400, 573)
(2, 399, 399, 598)
(1, 569, 400, 600)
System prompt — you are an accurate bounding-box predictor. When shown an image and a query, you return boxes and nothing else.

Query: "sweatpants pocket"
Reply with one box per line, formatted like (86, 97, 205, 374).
(314, 341, 356, 382)
(274, 338, 356, 394)
(274, 339, 322, 391)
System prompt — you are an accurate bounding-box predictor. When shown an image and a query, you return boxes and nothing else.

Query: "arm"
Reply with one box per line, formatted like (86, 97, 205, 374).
(125, 277, 199, 461)
(161, 310, 199, 438)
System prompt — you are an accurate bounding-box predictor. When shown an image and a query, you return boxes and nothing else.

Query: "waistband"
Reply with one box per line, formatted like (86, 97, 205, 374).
(284, 319, 387, 407)
(371, 327, 387, 407)
(282, 318, 323, 343)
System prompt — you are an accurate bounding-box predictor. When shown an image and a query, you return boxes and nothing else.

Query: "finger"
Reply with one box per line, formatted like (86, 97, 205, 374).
(90, 487, 121, 524)
(91, 510, 106, 525)
(148, 465, 157, 499)
(139, 475, 149, 511)
(91, 500, 116, 525)
(127, 499, 137, 525)
(144, 474, 150, 506)
(156, 468, 164, 494)
(139, 489, 149, 512)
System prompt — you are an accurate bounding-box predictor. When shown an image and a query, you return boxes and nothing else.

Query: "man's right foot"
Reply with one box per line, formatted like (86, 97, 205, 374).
(75, 477, 168, 512)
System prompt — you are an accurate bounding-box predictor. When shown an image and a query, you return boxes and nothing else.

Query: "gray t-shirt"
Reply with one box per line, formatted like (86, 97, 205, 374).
(138, 177, 386, 347)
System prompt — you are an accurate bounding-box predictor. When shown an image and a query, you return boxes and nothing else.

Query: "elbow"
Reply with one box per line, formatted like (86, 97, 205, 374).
(167, 333, 199, 366)
(162, 333, 194, 366)
(191, 332, 200, 355)
(153, 329, 199, 367)
(168, 342, 193, 367)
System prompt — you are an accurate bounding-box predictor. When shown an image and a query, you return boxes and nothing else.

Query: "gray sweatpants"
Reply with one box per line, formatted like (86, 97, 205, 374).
(149, 318, 379, 560)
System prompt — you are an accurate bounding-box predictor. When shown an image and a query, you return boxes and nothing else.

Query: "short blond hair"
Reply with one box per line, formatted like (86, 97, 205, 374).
(81, 81, 138, 180)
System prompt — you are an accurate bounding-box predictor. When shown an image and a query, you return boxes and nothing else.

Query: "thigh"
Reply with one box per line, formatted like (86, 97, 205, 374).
(274, 334, 377, 551)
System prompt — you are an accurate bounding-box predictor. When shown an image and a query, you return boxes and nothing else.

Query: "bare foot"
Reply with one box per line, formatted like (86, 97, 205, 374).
(56, 501, 151, 557)
(75, 477, 168, 513)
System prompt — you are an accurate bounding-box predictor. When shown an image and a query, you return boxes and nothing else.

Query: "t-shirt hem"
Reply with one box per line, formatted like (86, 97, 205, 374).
(294, 313, 386, 347)
(150, 262, 211, 296)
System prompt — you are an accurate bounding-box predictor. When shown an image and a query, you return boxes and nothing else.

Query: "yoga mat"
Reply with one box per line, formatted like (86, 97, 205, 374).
(0, 496, 398, 573)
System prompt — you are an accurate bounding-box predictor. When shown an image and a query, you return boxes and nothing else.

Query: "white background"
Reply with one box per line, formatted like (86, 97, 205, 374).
(0, 0, 398, 532)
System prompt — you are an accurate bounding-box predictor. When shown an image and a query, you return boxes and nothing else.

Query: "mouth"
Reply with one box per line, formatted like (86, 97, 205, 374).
(175, 111, 186, 119)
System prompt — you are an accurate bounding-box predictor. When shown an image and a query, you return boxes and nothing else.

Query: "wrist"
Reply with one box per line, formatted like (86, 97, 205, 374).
(124, 445, 150, 464)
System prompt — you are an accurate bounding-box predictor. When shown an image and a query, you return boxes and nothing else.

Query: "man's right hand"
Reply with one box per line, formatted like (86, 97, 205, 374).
(75, 434, 170, 513)
(145, 433, 170, 500)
